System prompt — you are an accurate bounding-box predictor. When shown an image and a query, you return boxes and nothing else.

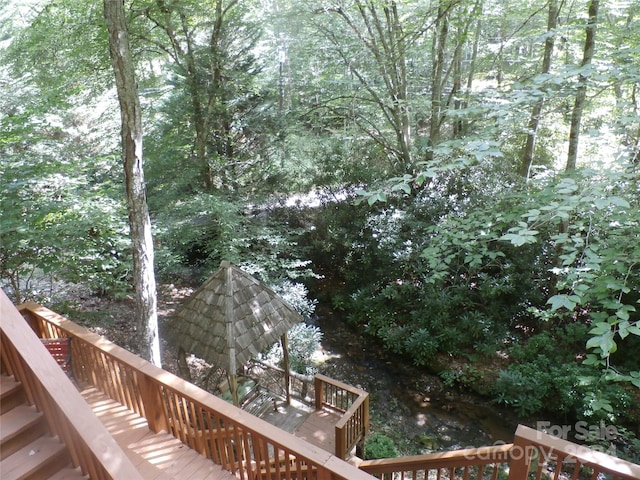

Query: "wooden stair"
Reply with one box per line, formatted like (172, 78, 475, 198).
(0, 374, 87, 480)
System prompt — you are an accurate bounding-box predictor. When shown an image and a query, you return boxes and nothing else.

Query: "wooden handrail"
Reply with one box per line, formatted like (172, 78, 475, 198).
(359, 424, 640, 480)
(0, 290, 143, 480)
(17, 300, 377, 480)
(315, 373, 370, 459)
(359, 443, 513, 479)
(508, 424, 640, 480)
(246, 358, 315, 401)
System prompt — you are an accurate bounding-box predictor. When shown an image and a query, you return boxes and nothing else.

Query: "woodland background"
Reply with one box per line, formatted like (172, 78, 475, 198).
(1, 0, 639, 459)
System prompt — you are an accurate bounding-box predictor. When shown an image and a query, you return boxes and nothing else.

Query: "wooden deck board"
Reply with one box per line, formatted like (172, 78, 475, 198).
(79, 388, 236, 480)
(258, 398, 313, 433)
(253, 396, 342, 456)
(293, 409, 341, 455)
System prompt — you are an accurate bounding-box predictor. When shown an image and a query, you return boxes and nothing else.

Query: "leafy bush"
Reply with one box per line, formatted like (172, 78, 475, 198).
(440, 365, 483, 390)
(364, 433, 399, 460)
(262, 323, 322, 375)
(494, 369, 545, 416)
(153, 193, 243, 279)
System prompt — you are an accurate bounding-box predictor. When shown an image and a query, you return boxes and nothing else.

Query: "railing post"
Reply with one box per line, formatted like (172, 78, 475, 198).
(357, 394, 369, 458)
(335, 424, 346, 460)
(507, 428, 532, 480)
(314, 375, 324, 410)
(138, 373, 168, 433)
(363, 394, 370, 436)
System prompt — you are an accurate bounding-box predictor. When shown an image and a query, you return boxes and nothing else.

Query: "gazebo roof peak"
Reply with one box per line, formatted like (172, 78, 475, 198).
(168, 260, 302, 372)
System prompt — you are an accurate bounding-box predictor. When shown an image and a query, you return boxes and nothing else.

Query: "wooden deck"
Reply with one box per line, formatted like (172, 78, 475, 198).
(294, 410, 342, 454)
(257, 396, 342, 456)
(80, 385, 341, 478)
(80, 386, 236, 480)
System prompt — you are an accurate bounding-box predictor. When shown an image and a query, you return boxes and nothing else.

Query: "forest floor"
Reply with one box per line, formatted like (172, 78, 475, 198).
(51, 283, 193, 377)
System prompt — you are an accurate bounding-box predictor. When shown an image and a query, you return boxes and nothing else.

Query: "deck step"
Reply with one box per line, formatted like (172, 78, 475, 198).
(0, 375, 25, 415)
(0, 404, 46, 459)
(244, 391, 277, 418)
(47, 466, 89, 479)
(81, 388, 238, 480)
(0, 435, 69, 480)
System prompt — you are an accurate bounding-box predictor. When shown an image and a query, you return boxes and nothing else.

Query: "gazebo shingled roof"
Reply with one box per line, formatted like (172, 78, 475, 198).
(168, 260, 302, 375)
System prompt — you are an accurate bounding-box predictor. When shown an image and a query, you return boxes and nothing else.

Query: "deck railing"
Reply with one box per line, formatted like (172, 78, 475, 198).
(315, 373, 370, 460)
(246, 358, 370, 461)
(17, 300, 376, 480)
(358, 443, 512, 480)
(508, 423, 640, 480)
(0, 290, 143, 480)
(245, 358, 316, 403)
(358, 424, 640, 480)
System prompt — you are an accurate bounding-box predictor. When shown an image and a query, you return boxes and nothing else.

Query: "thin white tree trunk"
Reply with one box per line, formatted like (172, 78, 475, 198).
(103, 0, 161, 367)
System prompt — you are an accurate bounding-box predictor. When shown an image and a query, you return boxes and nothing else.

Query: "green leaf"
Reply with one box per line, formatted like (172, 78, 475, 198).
(522, 209, 541, 221)
(586, 330, 617, 357)
(592, 398, 614, 412)
(588, 322, 611, 336)
(619, 320, 630, 339)
(547, 294, 577, 311)
(499, 229, 538, 246)
(367, 191, 387, 205)
(627, 324, 640, 336)
(609, 196, 630, 208)
(582, 354, 604, 366)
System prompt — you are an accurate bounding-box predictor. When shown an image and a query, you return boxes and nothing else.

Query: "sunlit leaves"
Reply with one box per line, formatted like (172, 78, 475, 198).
(497, 167, 640, 401)
(355, 188, 388, 205)
(547, 294, 580, 311)
(499, 222, 539, 246)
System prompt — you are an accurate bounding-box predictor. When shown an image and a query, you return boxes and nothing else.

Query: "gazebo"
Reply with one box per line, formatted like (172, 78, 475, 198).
(168, 260, 303, 406)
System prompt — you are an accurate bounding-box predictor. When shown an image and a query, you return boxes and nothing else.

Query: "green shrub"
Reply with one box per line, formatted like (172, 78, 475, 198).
(440, 365, 483, 389)
(364, 433, 399, 460)
(494, 369, 544, 416)
(262, 323, 322, 375)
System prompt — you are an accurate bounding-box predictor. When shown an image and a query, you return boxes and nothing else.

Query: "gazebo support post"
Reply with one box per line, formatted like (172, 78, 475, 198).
(225, 261, 240, 406)
(176, 346, 193, 382)
(281, 333, 291, 405)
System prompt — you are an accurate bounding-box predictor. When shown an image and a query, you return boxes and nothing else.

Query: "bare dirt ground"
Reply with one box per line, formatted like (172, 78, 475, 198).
(53, 283, 195, 378)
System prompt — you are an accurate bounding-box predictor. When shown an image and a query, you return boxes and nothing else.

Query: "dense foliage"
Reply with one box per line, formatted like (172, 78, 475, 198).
(2, 0, 640, 456)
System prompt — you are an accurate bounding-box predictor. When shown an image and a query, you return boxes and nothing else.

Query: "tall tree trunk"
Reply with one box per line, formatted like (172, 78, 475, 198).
(520, 0, 559, 178)
(462, 1, 482, 137)
(385, 1, 413, 170)
(449, 2, 479, 139)
(451, 25, 463, 139)
(566, 0, 599, 172)
(103, 0, 161, 367)
(633, 84, 640, 164)
(152, 0, 214, 190)
(427, 0, 450, 162)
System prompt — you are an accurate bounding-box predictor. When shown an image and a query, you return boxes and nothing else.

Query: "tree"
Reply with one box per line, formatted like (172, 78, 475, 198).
(427, 0, 451, 162)
(520, 0, 559, 178)
(312, 0, 417, 172)
(103, 0, 161, 366)
(136, 0, 264, 191)
(1, 2, 131, 303)
(566, 0, 599, 172)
